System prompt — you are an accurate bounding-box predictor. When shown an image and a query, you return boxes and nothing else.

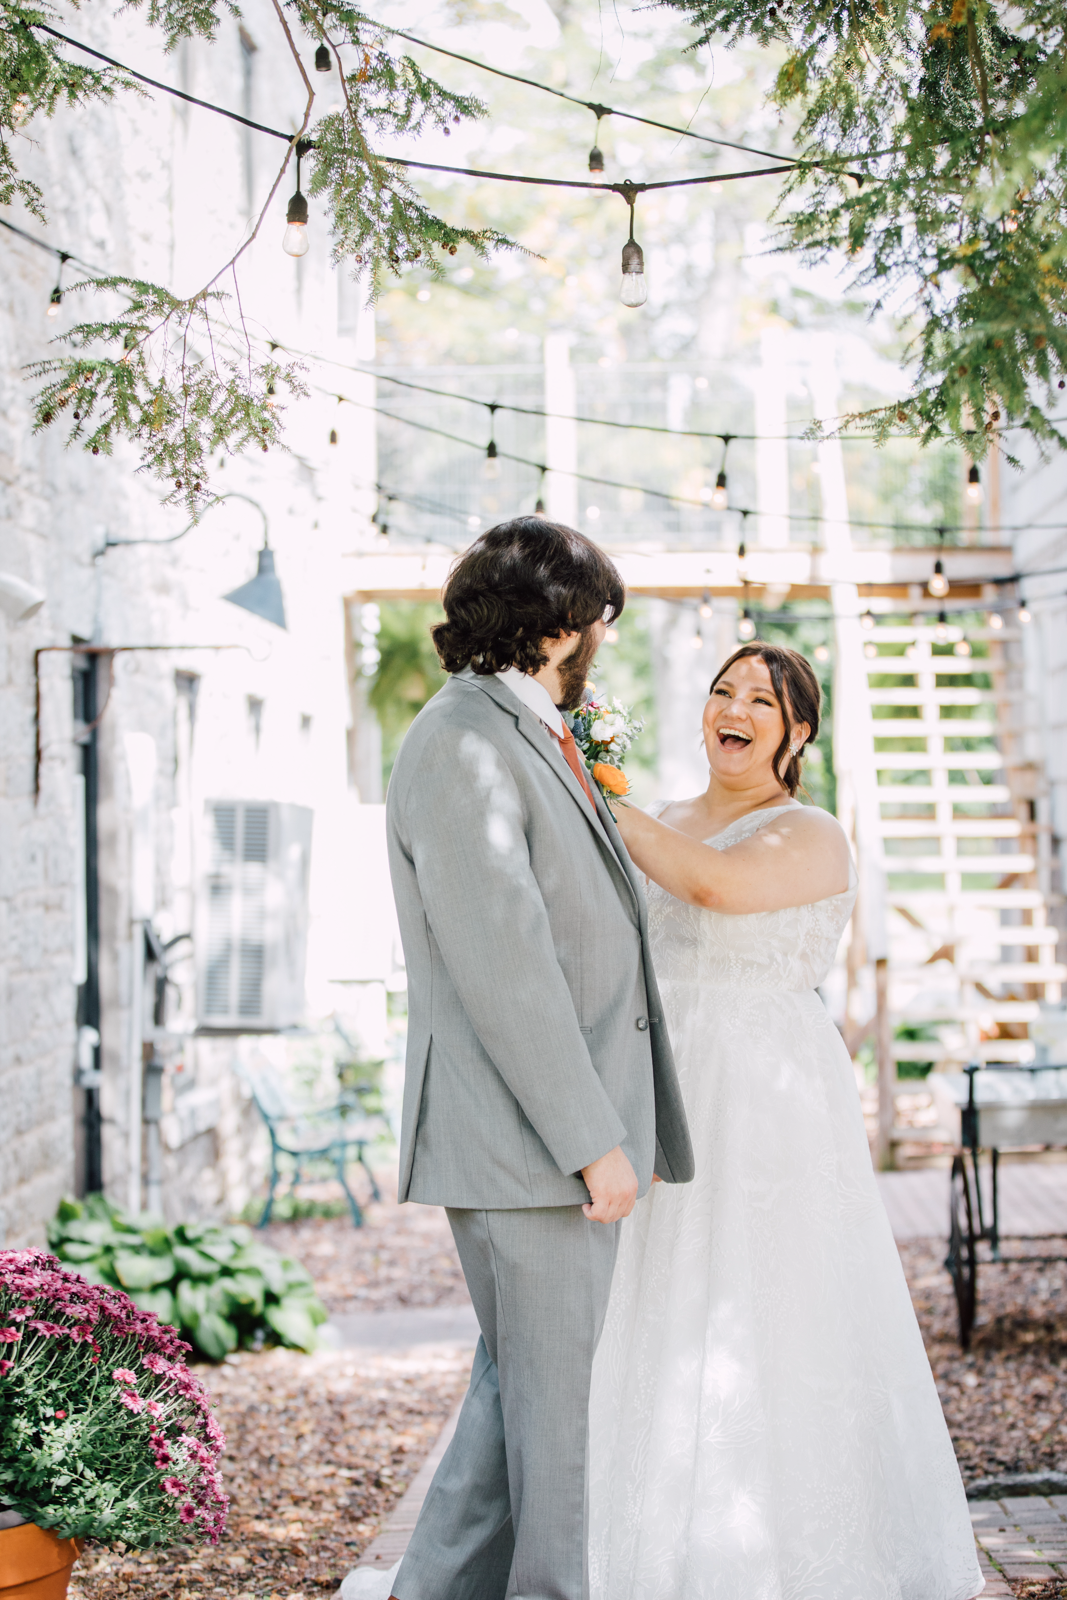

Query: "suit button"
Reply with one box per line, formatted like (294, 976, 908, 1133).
(635, 1016, 649, 1031)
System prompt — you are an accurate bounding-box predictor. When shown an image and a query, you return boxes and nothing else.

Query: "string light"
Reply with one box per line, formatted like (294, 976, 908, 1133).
(690, 631, 704, 649)
(588, 112, 605, 180)
(953, 637, 971, 656)
(861, 609, 877, 630)
(934, 611, 949, 642)
(283, 142, 311, 257)
(737, 610, 756, 641)
(814, 643, 830, 662)
(484, 404, 500, 479)
(699, 591, 713, 620)
(966, 463, 983, 505)
(46, 251, 70, 318)
(988, 611, 1004, 630)
(864, 640, 878, 658)
(1018, 604, 1031, 624)
(928, 558, 949, 598)
(711, 471, 729, 511)
(619, 191, 647, 309)
(314, 43, 331, 71)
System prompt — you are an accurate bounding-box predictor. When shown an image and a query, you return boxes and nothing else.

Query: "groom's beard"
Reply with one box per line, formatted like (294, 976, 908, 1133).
(555, 627, 601, 711)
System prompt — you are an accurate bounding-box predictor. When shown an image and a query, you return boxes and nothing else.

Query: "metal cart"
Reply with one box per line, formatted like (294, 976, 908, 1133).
(939, 1063, 1067, 1347)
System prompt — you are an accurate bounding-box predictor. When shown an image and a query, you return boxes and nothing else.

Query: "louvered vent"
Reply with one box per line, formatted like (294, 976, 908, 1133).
(196, 801, 313, 1030)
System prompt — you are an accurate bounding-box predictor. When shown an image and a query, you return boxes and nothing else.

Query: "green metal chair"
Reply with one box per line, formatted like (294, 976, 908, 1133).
(236, 1060, 385, 1228)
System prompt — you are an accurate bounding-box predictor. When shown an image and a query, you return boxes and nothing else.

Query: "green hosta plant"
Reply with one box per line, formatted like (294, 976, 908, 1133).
(48, 1196, 327, 1363)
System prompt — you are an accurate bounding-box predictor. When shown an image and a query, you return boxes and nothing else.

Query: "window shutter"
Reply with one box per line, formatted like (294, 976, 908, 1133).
(196, 801, 313, 1030)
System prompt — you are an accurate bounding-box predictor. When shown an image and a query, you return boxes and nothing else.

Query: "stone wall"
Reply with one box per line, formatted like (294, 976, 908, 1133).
(0, 0, 377, 1245)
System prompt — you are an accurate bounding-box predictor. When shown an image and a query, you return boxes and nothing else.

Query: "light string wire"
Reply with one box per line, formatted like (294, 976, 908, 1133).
(321, 379, 1067, 537)
(272, 336, 1067, 447)
(30, 21, 805, 194)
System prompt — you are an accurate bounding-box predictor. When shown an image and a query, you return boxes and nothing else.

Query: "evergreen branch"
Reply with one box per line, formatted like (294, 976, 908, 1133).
(658, 0, 1067, 451)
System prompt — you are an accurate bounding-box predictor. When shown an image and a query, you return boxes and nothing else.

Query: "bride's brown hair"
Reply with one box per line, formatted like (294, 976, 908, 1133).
(709, 643, 821, 798)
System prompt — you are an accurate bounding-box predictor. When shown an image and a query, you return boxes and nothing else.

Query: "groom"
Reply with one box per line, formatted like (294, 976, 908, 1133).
(384, 516, 694, 1600)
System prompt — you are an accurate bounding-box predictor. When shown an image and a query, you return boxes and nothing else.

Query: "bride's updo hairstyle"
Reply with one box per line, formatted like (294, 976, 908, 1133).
(709, 642, 821, 798)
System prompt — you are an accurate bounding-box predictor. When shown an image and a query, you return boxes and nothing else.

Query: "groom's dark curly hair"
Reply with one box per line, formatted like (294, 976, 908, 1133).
(432, 517, 626, 676)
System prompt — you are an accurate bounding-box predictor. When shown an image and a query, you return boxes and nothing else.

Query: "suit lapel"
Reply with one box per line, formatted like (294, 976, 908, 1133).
(463, 672, 640, 913)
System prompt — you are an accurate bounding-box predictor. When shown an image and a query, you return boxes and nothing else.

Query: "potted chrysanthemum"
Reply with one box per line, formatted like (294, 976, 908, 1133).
(0, 1250, 228, 1598)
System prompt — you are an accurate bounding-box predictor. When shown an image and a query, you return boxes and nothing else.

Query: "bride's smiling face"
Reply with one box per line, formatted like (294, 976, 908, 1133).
(702, 655, 807, 786)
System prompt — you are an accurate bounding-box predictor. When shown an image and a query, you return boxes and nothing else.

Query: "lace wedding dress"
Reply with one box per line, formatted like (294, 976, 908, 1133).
(588, 804, 982, 1600)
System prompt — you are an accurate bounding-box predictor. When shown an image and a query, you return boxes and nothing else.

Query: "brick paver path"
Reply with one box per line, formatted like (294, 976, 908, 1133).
(971, 1494, 1067, 1595)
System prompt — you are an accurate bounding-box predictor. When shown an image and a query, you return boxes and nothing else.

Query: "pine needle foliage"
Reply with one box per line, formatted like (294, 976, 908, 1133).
(28, 278, 307, 514)
(2, 0, 511, 512)
(1, 1, 137, 216)
(660, 0, 1067, 455)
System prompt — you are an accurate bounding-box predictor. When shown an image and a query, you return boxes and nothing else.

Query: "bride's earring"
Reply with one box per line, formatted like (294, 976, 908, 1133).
(788, 742, 800, 758)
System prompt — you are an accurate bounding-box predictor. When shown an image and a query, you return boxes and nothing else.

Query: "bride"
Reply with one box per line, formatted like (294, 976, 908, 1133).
(589, 642, 982, 1600)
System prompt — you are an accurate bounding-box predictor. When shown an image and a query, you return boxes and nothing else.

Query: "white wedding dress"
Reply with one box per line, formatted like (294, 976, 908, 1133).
(588, 803, 982, 1600)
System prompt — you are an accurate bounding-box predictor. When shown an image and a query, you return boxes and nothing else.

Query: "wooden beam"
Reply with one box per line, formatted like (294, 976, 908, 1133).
(342, 544, 1016, 602)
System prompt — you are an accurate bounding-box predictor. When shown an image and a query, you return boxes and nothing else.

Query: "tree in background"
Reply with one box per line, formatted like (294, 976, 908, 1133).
(367, 601, 446, 786)
(662, 0, 1067, 456)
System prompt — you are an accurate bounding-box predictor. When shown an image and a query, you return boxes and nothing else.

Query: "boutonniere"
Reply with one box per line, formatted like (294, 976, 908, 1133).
(566, 692, 644, 802)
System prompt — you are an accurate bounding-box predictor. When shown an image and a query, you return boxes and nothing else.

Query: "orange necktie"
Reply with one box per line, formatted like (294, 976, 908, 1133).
(554, 723, 597, 812)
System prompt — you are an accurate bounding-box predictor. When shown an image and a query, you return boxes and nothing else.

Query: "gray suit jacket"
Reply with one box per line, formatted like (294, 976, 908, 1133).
(386, 669, 694, 1209)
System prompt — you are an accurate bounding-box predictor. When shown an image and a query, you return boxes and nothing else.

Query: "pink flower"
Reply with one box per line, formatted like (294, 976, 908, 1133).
(146, 1399, 163, 1418)
(0, 1329, 21, 1343)
(179, 1504, 197, 1525)
(0, 1360, 12, 1376)
(54, 1409, 66, 1419)
(112, 1367, 138, 1385)
(142, 1353, 168, 1375)
(161, 1478, 186, 1497)
(118, 1389, 145, 1413)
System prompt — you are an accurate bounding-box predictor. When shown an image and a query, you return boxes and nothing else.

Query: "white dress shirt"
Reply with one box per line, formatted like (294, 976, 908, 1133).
(495, 667, 566, 739)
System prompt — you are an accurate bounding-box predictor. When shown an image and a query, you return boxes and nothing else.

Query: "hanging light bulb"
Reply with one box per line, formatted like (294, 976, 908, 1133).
(484, 438, 500, 480)
(711, 470, 729, 511)
(988, 611, 1004, 630)
(690, 631, 704, 650)
(314, 42, 331, 71)
(905, 642, 918, 659)
(1018, 604, 1031, 625)
(283, 143, 310, 256)
(619, 193, 647, 308)
(934, 611, 949, 643)
(588, 145, 604, 178)
(814, 643, 830, 663)
(928, 558, 949, 599)
(46, 252, 69, 319)
(534, 497, 546, 516)
(737, 611, 756, 642)
(283, 189, 309, 255)
(265, 382, 277, 411)
(699, 592, 713, 620)
(966, 463, 983, 504)
(861, 609, 876, 631)
(954, 638, 972, 657)
(864, 640, 878, 659)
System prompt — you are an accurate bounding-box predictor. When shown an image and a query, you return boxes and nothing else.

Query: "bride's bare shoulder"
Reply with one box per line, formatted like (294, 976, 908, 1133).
(771, 805, 851, 876)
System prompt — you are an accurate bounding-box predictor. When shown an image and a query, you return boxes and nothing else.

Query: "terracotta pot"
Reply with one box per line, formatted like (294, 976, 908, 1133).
(0, 1525, 82, 1600)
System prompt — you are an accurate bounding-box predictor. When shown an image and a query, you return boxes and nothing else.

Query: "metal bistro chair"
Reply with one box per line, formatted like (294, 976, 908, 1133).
(237, 1060, 384, 1228)
(939, 1061, 1067, 1347)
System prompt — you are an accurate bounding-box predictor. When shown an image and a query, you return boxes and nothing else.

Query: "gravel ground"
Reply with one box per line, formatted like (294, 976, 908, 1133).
(899, 1237, 1067, 1484)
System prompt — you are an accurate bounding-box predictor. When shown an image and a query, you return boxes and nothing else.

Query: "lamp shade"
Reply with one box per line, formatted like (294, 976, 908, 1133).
(0, 571, 46, 622)
(223, 544, 287, 629)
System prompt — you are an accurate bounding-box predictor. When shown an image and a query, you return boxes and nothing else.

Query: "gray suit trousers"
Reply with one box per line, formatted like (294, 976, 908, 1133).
(393, 1206, 619, 1600)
